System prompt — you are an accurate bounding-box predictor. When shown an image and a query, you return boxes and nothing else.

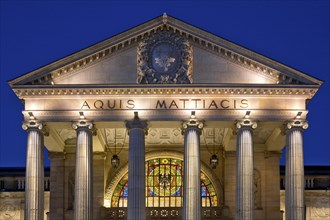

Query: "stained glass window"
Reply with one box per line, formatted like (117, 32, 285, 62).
(111, 158, 218, 207)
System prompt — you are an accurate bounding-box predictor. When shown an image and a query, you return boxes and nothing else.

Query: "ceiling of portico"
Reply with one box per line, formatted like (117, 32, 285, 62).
(47, 121, 285, 153)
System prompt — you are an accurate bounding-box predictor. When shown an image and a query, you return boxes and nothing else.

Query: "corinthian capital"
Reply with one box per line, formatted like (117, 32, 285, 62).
(235, 119, 257, 130)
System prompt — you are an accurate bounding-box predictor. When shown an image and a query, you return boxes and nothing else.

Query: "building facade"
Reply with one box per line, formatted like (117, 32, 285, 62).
(5, 14, 325, 219)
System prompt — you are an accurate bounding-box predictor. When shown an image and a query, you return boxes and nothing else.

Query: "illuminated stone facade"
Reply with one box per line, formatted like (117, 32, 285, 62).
(5, 14, 324, 220)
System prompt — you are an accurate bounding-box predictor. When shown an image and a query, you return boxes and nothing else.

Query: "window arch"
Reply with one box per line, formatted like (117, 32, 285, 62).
(111, 157, 218, 207)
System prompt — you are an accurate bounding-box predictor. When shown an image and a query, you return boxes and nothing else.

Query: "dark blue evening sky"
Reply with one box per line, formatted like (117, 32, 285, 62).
(0, 0, 329, 167)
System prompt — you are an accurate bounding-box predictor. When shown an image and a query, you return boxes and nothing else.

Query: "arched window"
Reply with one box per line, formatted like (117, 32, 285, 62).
(111, 158, 218, 207)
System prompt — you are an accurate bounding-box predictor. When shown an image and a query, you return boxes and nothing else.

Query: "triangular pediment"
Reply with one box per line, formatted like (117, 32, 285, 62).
(9, 14, 322, 87)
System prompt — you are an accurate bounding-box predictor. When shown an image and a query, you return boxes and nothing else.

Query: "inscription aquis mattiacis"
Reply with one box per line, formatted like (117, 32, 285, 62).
(80, 99, 249, 110)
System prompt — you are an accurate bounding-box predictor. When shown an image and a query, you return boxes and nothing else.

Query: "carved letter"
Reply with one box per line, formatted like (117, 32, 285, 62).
(220, 100, 230, 109)
(240, 99, 249, 108)
(191, 99, 201, 108)
(156, 100, 167, 109)
(208, 100, 218, 109)
(107, 100, 116, 109)
(81, 101, 91, 109)
(94, 100, 104, 109)
(169, 100, 179, 109)
(126, 100, 135, 109)
(179, 99, 189, 108)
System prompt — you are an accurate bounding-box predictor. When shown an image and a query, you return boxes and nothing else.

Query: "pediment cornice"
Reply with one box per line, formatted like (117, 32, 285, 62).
(12, 84, 318, 99)
(9, 14, 322, 87)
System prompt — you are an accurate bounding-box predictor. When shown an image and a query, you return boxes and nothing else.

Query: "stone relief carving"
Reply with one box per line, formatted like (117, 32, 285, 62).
(0, 202, 20, 220)
(145, 128, 184, 145)
(137, 31, 193, 84)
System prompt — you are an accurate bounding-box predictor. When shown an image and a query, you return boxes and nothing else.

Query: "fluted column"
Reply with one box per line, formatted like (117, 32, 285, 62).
(72, 120, 94, 220)
(22, 120, 46, 220)
(235, 119, 257, 220)
(182, 112, 204, 220)
(285, 119, 308, 220)
(126, 112, 148, 220)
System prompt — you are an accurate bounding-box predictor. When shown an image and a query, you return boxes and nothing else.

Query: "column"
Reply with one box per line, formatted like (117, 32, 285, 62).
(285, 119, 308, 220)
(235, 119, 257, 220)
(182, 112, 204, 220)
(22, 120, 46, 220)
(72, 120, 94, 220)
(126, 112, 148, 220)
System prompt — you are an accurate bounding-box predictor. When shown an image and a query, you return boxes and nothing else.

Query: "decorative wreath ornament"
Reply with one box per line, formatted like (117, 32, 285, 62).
(137, 31, 193, 84)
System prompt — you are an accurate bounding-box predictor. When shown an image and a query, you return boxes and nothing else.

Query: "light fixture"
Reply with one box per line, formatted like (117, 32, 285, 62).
(28, 112, 35, 120)
(244, 110, 251, 119)
(210, 154, 219, 169)
(295, 111, 302, 119)
(111, 154, 120, 169)
(191, 111, 196, 119)
(203, 128, 224, 169)
(79, 111, 85, 119)
(105, 128, 126, 168)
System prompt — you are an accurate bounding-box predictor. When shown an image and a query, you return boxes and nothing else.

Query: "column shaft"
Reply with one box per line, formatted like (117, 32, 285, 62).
(23, 121, 45, 220)
(128, 128, 146, 220)
(73, 121, 93, 220)
(235, 119, 257, 220)
(183, 127, 201, 220)
(236, 127, 254, 220)
(285, 127, 305, 220)
(126, 113, 147, 220)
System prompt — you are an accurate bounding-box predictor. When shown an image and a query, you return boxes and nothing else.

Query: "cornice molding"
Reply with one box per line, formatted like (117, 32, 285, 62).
(13, 86, 318, 99)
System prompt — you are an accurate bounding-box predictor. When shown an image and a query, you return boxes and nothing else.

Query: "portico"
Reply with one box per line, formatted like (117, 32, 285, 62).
(9, 14, 322, 220)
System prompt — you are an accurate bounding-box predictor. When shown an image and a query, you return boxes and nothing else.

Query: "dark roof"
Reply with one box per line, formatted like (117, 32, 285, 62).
(0, 167, 50, 177)
(280, 166, 330, 176)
